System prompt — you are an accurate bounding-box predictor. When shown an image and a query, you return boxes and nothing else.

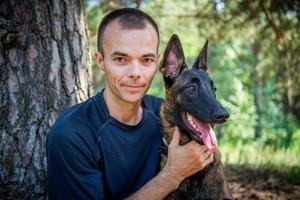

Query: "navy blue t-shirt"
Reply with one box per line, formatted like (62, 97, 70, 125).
(46, 90, 163, 200)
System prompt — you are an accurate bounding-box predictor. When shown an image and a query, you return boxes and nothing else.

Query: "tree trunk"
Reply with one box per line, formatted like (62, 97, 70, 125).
(251, 42, 263, 139)
(283, 49, 294, 146)
(0, 0, 93, 199)
(253, 87, 262, 139)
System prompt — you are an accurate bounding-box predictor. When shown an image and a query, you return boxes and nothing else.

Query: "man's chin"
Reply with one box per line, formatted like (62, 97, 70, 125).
(121, 92, 146, 103)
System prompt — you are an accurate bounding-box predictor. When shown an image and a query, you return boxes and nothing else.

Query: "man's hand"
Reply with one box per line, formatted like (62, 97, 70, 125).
(161, 127, 214, 188)
(126, 127, 214, 200)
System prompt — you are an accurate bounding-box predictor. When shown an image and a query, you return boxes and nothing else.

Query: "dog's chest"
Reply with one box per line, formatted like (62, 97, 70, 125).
(160, 153, 225, 200)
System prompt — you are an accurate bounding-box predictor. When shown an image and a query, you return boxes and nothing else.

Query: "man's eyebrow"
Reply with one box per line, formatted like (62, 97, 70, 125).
(111, 51, 128, 57)
(142, 53, 156, 57)
(111, 52, 156, 58)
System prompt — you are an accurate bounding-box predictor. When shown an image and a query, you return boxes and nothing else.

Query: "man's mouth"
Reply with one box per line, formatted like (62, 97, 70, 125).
(182, 112, 217, 151)
(122, 84, 146, 92)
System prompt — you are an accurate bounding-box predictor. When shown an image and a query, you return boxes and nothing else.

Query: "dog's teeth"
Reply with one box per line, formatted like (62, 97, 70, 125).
(188, 114, 193, 121)
(187, 113, 192, 121)
(187, 113, 198, 131)
(192, 122, 199, 131)
(192, 122, 196, 127)
(187, 112, 200, 132)
(192, 123, 198, 130)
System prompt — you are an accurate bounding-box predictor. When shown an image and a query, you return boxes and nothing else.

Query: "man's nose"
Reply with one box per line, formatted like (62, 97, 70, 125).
(128, 60, 141, 79)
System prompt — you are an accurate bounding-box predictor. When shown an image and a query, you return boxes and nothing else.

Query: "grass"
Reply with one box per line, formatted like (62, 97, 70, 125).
(219, 137, 300, 184)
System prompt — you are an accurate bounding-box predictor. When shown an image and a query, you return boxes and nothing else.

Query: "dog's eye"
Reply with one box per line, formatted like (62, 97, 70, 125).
(187, 85, 196, 92)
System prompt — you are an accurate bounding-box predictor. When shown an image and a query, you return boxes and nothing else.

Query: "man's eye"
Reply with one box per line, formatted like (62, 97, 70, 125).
(143, 57, 154, 64)
(113, 57, 126, 63)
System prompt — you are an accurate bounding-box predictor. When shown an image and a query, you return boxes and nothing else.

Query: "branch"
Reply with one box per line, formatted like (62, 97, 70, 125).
(259, 0, 283, 41)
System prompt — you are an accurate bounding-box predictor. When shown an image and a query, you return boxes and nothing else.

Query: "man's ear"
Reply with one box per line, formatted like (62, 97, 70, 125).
(192, 40, 208, 71)
(159, 34, 187, 89)
(95, 51, 104, 71)
(156, 54, 160, 62)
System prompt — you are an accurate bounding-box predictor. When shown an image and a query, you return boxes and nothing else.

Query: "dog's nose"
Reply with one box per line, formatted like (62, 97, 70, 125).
(213, 110, 229, 121)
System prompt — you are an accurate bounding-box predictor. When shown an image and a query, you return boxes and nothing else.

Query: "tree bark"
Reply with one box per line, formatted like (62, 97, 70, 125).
(0, 0, 93, 199)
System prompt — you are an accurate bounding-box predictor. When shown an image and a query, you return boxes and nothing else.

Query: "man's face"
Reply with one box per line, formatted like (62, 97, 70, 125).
(96, 20, 159, 103)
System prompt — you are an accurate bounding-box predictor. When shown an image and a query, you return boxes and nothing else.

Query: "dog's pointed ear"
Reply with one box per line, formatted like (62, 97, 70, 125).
(192, 40, 208, 71)
(160, 34, 187, 89)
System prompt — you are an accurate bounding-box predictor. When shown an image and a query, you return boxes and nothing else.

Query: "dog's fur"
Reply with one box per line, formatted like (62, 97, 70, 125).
(159, 34, 230, 200)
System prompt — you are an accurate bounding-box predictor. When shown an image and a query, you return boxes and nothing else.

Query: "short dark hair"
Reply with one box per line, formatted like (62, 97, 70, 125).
(97, 8, 160, 56)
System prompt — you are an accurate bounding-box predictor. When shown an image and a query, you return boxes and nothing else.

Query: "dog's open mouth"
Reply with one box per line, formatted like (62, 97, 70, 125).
(182, 112, 217, 151)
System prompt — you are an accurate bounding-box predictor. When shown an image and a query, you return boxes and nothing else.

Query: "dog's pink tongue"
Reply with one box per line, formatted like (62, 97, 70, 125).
(194, 119, 217, 151)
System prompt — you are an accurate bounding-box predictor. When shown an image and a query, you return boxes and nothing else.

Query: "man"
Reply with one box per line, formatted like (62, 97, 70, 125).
(47, 8, 215, 200)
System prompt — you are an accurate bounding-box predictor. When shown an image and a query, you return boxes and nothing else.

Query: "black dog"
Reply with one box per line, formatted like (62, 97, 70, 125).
(159, 34, 232, 200)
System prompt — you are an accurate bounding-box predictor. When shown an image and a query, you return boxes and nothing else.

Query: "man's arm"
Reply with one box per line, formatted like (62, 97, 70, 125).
(126, 127, 214, 200)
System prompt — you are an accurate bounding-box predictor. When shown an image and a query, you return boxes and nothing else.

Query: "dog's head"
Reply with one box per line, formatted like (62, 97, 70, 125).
(160, 34, 229, 151)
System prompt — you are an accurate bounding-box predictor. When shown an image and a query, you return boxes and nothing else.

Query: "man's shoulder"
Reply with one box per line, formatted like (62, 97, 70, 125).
(143, 94, 164, 108)
(143, 94, 164, 117)
(49, 94, 101, 137)
(55, 96, 94, 124)
(47, 95, 101, 151)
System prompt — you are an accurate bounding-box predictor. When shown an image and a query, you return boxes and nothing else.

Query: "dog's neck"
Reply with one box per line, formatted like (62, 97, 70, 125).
(166, 126, 192, 145)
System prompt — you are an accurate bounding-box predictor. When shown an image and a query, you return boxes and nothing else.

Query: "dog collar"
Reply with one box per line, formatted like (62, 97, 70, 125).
(160, 137, 169, 155)
(162, 137, 168, 147)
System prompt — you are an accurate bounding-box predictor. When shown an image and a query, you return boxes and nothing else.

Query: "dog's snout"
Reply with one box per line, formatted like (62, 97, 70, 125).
(213, 110, 229, 122)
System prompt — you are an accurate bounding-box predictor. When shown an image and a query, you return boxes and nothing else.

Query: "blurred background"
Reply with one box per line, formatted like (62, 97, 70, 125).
(1, 0, 299, 199)
(86, 0, 300, 198)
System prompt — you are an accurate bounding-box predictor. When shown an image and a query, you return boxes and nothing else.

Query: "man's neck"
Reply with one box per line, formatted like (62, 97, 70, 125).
(103, 88, 143, 125)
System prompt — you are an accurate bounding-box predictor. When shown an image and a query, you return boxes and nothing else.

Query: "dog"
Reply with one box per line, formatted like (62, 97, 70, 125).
(159, 34, 231, 200)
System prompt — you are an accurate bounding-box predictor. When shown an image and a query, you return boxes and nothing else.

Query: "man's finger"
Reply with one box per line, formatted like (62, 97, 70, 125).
(199, 144, 209, 152)
(202, 153, 214, 167)
(169, 127, 180, 147)
(198, 149, 212, 163)
(205, 152, 214, 163)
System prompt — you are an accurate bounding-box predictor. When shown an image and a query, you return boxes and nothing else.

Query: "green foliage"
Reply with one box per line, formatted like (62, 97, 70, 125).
(219, 130, 300, 184)
(86, 4, 105, 92)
